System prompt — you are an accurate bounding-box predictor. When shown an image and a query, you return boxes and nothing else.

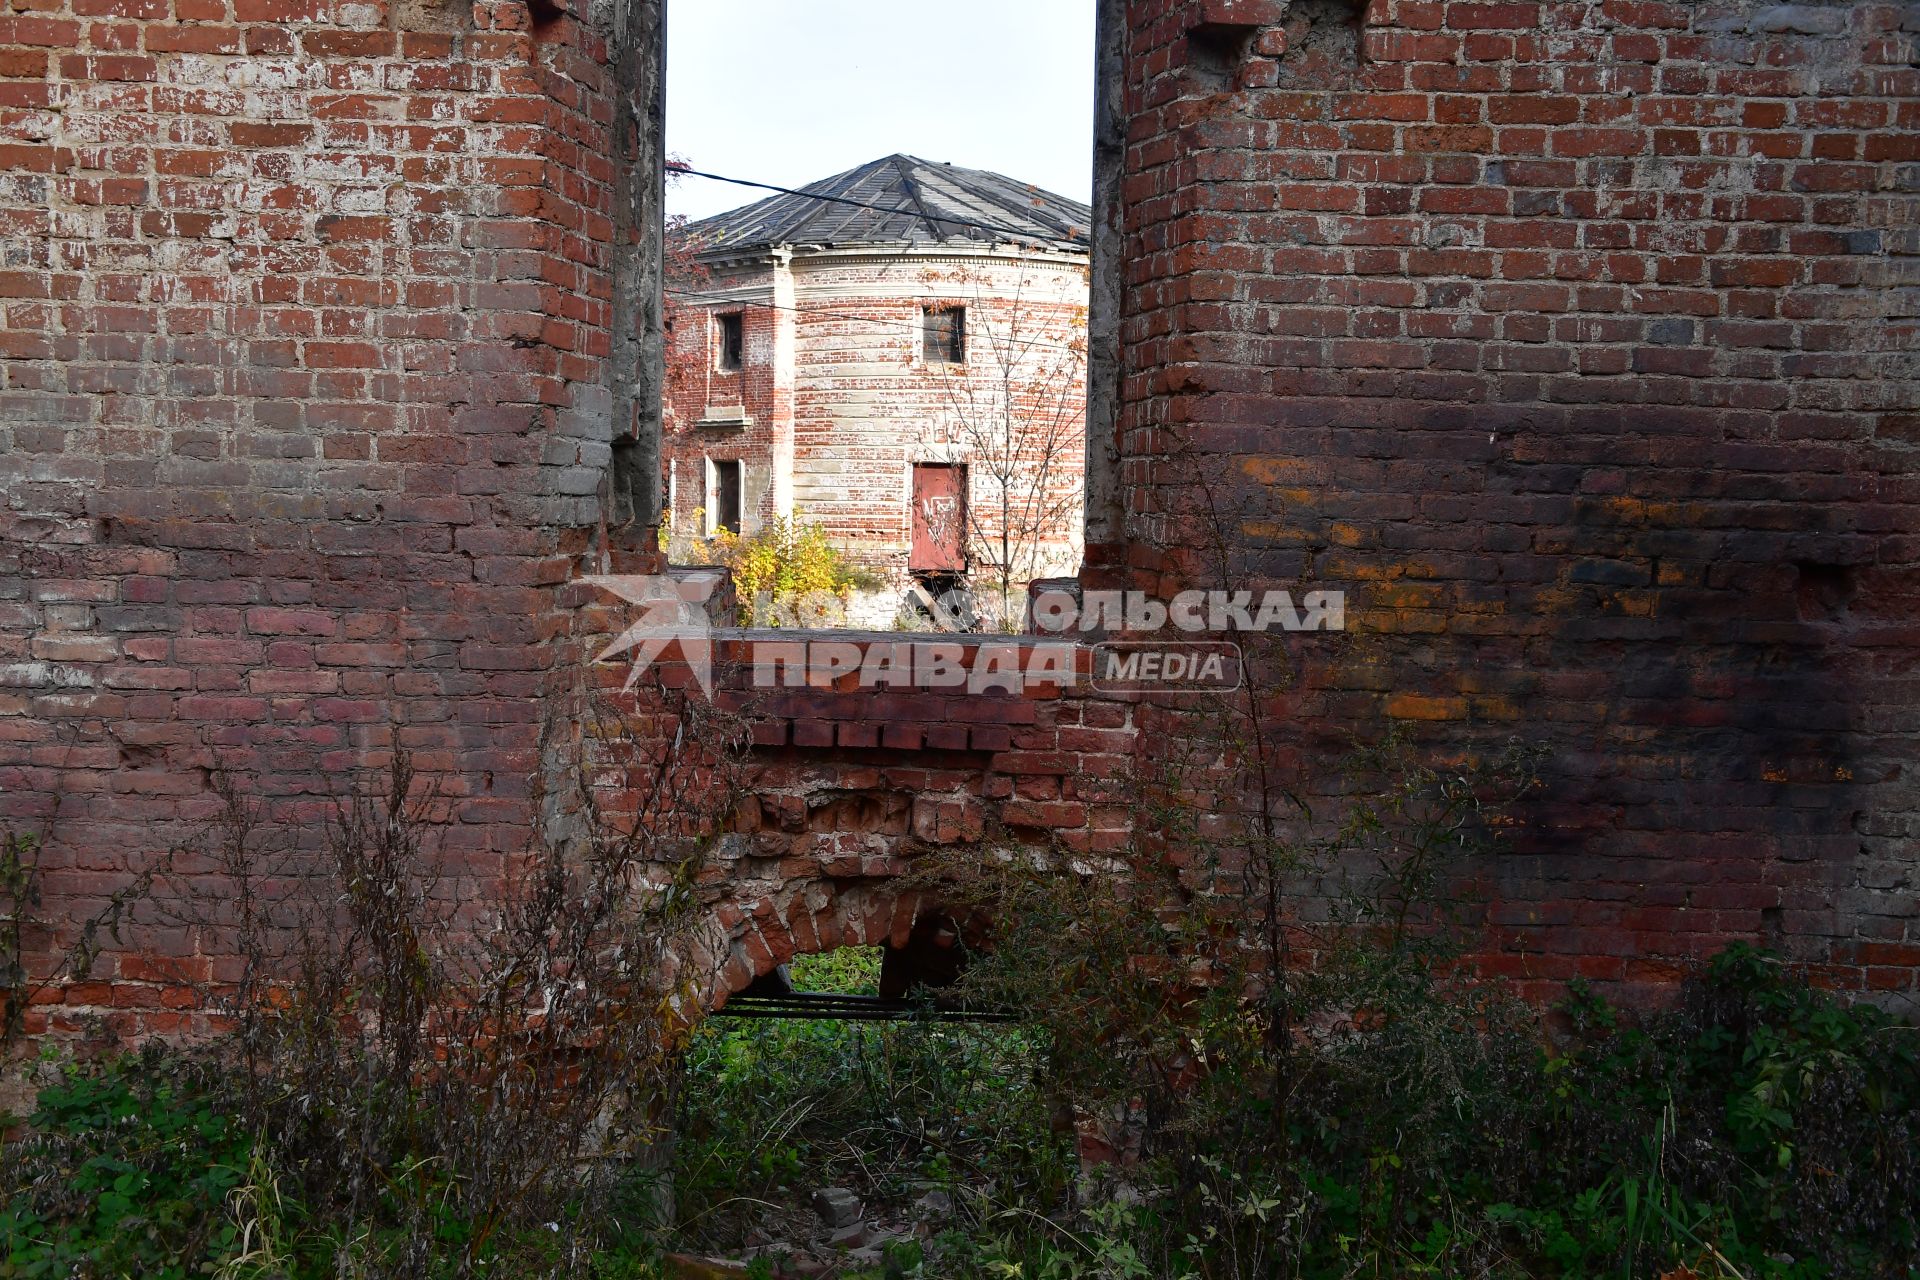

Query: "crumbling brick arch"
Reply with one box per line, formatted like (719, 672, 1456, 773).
(583, 633, 1117, 1021)
(693, 879, 978, 1011)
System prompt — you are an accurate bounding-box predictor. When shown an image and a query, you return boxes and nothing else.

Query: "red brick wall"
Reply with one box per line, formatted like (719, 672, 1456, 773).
(1104, 0, 1920, 998)
(0, 0, 622, 1037)
(6, 0, 1919, 1041)
(662, 257, 788, 536)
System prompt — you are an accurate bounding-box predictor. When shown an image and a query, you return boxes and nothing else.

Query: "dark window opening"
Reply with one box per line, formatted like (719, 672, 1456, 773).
(710, 458, 742, 535)
(924, 306, 965, 365)
(716, 312, 744, 372)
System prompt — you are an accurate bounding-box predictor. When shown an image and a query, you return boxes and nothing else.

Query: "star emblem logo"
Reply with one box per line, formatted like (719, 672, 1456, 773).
(582, 572, 724, 696)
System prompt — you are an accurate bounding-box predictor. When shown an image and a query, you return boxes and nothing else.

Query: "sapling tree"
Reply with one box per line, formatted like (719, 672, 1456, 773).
(926, 268, 1088, 631)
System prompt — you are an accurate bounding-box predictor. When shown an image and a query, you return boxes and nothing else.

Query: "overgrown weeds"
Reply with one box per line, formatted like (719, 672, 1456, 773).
(670, 949, 1071, 1260)
(643, 700, 1920, 1277)
(3, 1046, 250, 1279)
(782, 709, 1916, 1280)
(14, 938, 1914, 1278)
(658, 931, 1920, 1278)
(7, 775, 1918, 1280)
(2, 824, 171, 1055)
(201, 697, 737, 1276)
(4, 688, 742, 1279)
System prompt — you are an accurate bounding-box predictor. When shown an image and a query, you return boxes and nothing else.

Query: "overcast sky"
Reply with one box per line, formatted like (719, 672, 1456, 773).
(665, 1, 1097, 223)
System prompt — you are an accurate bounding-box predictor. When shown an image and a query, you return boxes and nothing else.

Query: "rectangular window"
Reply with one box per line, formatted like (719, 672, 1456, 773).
(923, 306, 965, 365)
(710, 458, 742, 535)
(716, 312, 744, 372)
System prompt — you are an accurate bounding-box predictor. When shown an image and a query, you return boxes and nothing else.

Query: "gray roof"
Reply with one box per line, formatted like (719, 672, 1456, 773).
(683, 155, 1090, 256)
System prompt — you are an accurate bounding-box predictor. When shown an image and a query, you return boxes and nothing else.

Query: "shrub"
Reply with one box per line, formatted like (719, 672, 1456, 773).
(678, 516, 877, 627)
(882, 727, 1920, 1280)
(193, 726, 731, 1278)
(768, 935, 1911, 1280)
(5, 692, 744, 1280)
(2, 1048, 250, 1280)
(1538, 947, 1920, 1277)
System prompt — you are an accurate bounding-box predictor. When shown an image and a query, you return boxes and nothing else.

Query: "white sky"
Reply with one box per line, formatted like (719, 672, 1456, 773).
(665, 1, 1098, 223)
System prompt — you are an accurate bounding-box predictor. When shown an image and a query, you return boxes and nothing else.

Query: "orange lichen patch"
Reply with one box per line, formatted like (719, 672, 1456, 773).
(1529, 587, 1581, 615)
(1328, 521, 1369, 547)
(1605, 591, 1658, 617)
(1367, 582, 1447, 610)
(1318, 555, 1435, 582)
(1239, 519, 1315, 543)
(1386, 694, 1468, 721)
(1591, 495, 1650, 524)
(1640, 502, 1705, 528)
(1239, 455, 1319, 485)
(1654, 561, 1692, 587)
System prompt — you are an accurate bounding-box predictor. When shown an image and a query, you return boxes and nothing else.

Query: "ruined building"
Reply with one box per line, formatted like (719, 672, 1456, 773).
(1, 0, 1916, 1039)
(662, 156, 1090, 626)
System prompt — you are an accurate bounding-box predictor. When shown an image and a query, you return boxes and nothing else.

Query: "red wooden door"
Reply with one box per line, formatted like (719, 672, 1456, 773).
(911, 463, 966, 572)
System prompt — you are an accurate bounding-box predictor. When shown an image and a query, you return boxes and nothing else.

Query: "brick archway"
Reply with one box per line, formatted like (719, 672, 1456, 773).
(579, 633, 1126, 1016)
(694, 881, 971, 1011)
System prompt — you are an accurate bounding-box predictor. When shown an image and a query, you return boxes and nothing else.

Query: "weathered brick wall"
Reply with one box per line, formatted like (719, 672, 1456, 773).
(0, 0, 627, 1037)
(7, 0, 1919, 1042)
(662, 251, 790, 537)
(1106, 0, 1920, 998)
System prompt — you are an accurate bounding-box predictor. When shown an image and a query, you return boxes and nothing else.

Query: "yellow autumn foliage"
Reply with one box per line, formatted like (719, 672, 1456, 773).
(686, 517, 871, 626)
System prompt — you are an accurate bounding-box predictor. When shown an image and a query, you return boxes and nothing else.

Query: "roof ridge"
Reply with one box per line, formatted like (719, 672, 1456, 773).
(890, 154, 947, 244)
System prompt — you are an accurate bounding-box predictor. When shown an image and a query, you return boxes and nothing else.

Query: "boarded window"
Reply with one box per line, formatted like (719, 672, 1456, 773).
(911, 463, 966, 571)
(710, 458, 742, 534)
(923, 306, 965, 365)
(716, 313, 744, 372)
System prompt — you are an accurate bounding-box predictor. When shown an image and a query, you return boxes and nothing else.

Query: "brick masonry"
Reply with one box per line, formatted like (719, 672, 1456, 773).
(2, 0, 1918, 1040)
(1098, 0, 1920, 999)
(0, 0, 629, 1037)
(664, 0, 1920, 1008)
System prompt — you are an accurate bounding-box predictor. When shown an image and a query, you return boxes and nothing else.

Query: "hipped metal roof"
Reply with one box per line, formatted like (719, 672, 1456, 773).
(683, 154, 1092, 257)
